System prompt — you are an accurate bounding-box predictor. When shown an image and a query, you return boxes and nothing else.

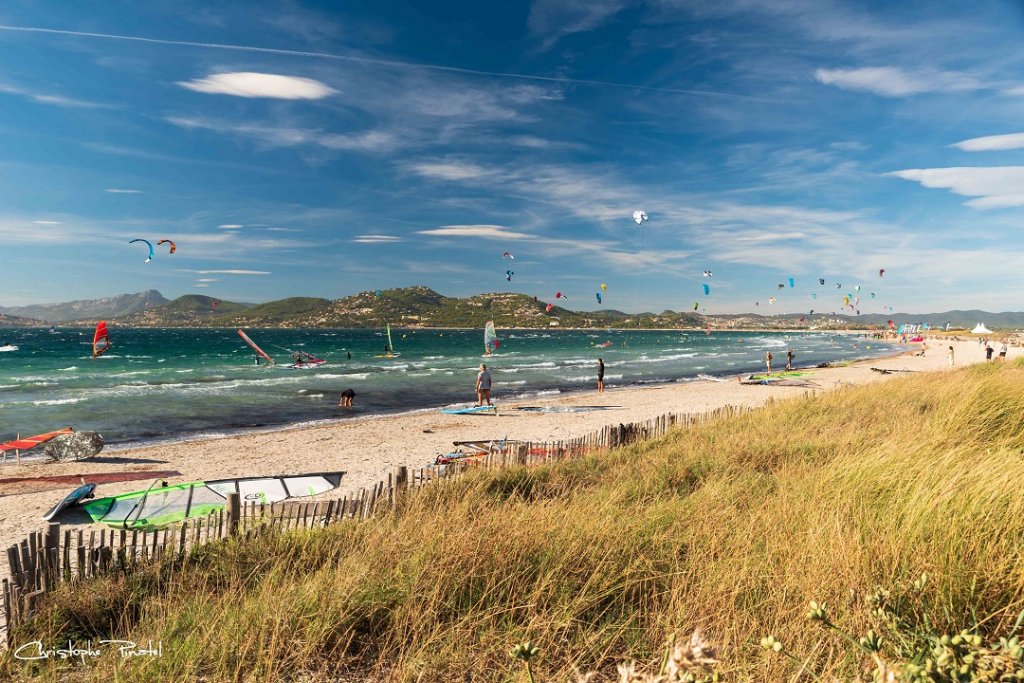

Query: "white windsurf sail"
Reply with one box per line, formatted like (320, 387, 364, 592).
(484, 320, 500, 354)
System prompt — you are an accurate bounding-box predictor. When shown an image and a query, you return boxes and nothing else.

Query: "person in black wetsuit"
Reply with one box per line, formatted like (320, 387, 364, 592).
(597, 357, 605, 393)
(339, 388, 356, 407)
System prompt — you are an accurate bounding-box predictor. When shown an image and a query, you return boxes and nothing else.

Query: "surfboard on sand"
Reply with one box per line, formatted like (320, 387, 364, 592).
(42, 483, 96, 521)
(441, 405, 498, 415)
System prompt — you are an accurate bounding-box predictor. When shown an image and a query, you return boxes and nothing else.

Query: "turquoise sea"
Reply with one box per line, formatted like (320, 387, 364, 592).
(0, 327, 897, 446)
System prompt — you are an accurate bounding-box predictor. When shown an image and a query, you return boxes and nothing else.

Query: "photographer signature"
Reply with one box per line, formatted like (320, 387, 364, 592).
(13, 640, 163, 663)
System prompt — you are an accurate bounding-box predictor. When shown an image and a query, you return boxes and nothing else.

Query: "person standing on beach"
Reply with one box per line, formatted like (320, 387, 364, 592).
(597, 358, 605, 393)
(475, 363, 492, 406)
(948, 346, 955, 367)
(1000, 342, 1008, 361)
(986, 343, 994, 361)
(765, 351, 773, 375)
(785, 349, 794, 371)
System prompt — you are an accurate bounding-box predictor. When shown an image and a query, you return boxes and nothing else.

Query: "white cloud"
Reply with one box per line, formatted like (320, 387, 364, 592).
(319, 130, 397, 152)
(177, 72, 337, 99)
(889, 167, 1024, 208)
(951, 133, 1024, 152)
(353, 234, 403, 243)
(814, 66, 980, 97)
(32, 220, 62, 225)
(105, 188, 142, 194)
(417, 225, 536, 240)
(218, 224, 243, 229)
(176, 269, 272, 275)
(196, 278, 219, 282)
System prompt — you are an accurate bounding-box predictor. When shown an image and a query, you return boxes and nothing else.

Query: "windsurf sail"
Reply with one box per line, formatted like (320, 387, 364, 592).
(289, 351, 326, 367)
(0, 427, 74, 453)
(83, 472, 344, 530)
(386, 323, 395, 352)
(237, 329, 275, 364)
(484, 321, 500, 354)
(92, 321, 110, 358)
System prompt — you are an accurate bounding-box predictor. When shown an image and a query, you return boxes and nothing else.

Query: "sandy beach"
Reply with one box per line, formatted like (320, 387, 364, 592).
(0, 337, 1007, 578)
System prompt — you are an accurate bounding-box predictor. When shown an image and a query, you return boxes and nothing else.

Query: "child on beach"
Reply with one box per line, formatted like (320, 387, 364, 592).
(947, 346, 955, 367)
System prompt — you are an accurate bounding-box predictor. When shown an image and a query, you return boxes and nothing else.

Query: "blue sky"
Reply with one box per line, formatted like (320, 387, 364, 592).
(3, 0, 1024, 314)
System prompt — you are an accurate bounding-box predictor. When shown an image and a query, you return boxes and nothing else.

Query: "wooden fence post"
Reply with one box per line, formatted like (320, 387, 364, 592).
(226, 492, 241, 537)
(394, 466, 409, 509)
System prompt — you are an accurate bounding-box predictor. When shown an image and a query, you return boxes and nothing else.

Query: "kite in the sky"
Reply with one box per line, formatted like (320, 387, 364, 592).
(870, 292, 876, 299)
(545, 303, 554, 313)
(693, 302, 699, 311)
(819, 278, 825, 285)
(769, 297, 776, 305)
(777, 283, 785, 289)
(596, 292, 602, 304)
(555, 291, 568, 301)
(502, 252, 514, 259)
(703, 270, 713, 277)
(157, 239, 177, 254)
(836, 283, 842, 289)
(879, 269, 885, 277)
(129, 239, 154, 262)
(600, 283, 607, 292)
(505, 270, 514, 282)
(632, 210, 648, 225)
(811, 293, 817, 299)
(854, 285, 861, 292)
(809, 309, 815, 315)
(702, 284, 710, 295)
(788, 277, 795, 288)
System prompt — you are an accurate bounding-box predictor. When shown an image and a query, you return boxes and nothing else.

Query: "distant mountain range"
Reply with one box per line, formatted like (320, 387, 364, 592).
(0, 290, 168, 322)
(1, 288, 1022, 330)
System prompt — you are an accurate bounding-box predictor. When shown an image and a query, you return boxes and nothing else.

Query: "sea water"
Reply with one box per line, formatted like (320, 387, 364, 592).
(0, 327, 897, 445)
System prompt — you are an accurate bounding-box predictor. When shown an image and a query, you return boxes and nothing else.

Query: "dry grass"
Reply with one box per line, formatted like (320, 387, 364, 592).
(7, 363, 1024, 681)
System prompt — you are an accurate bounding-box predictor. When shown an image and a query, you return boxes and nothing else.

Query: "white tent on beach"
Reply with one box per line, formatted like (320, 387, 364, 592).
(971, 323, 992, 335)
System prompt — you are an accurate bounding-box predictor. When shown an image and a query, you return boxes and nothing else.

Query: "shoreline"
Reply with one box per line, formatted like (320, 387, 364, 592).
(0, 338, 1000, 582)
(11, 343, 904, 455)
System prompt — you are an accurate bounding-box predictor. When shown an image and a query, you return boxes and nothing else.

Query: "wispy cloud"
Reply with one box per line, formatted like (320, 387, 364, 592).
(528, 0, 627, 52)
(814, 66, 981, 97)
(176, 269, 272, 275)
(352, 234, 403, 243)
(888, 167, 1024, 208)
(417, 225, 536, 240)
(166, 116, 397, 154)
(951, 133, 1024, 152)
(196, 278, 219, 282)
(32, 220, 62, 225)
(177, 72, 337, 99)
(0, 82, 109, 108)
(105, 188, 142, 194)
(218, 224, 243, 229)
(407, 161, 493, 181)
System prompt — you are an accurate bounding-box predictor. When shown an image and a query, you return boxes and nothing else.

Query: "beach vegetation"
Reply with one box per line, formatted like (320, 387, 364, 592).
(7, 365, 1024, 681)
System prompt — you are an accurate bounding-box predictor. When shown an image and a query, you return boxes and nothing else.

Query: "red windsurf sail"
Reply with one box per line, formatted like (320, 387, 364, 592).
(0, 428, 74, 453)
(92, 321, 111, 358)
(237, 329, 275, 364)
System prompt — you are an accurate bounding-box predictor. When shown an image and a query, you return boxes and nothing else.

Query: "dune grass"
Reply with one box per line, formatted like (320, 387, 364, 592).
(7, 363, 1024, 681)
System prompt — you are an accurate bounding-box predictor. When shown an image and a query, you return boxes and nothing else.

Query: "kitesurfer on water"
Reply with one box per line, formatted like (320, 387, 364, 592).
(597, 358, 605, 393)
(475, 363, 492, 406)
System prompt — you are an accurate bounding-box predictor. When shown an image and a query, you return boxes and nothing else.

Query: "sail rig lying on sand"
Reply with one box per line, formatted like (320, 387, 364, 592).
(238, 329, 275, 365)
(83, 472, 344, 530)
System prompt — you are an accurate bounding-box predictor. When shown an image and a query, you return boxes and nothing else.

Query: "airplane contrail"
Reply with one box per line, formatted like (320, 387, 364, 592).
(0, 24, 767, 100)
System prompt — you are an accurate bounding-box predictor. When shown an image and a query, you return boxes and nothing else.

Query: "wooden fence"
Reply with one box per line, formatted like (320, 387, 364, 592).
(2, 405, 749, 644)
